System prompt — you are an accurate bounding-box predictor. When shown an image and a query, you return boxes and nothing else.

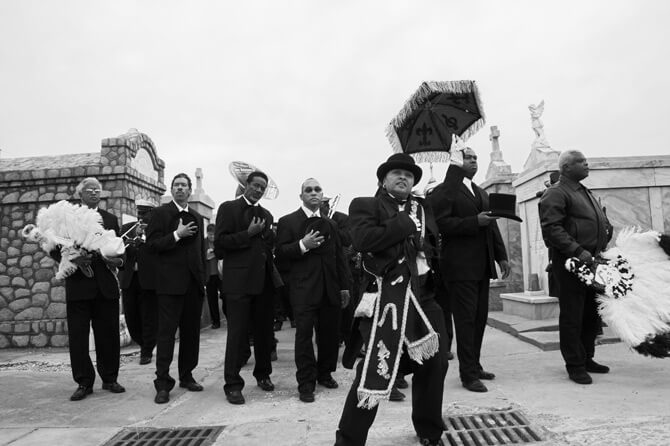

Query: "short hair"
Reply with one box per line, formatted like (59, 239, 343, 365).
(300, 177, 319, 193)
(206, 223, 215, 232)
(246, 171, 268, 185)
(75, 177, 101, 198)
(171, 173, 192, 189)
(558, 150, 583, 173)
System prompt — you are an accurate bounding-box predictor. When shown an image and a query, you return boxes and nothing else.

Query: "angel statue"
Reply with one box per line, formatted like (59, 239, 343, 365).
(528, 100, 551, 149)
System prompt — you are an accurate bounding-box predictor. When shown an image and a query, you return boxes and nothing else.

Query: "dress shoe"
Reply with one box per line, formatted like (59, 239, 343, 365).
(273, 320, 283, 331)
(154, 389, 170, 404)
(271, 350, 278, 361)
(211, 323, 221, 329)
(139, 355, 152, 365)
(70, 385, 92, 401)
(478, 370, 496, 380)
(299, 391, 315, 403)
(257, 378, 275, 391)
(419, 437, 445, 446)
(389, 387, 405, 402)
(226, 389, 245, 405)
(394, 376, 408, 389)
(317, 377, 339, 389)
(585, 359, 610, 374)
(446, 351, 454, 360)
(102, 382, 126, 393)
(462, 379, 488, 392)
(179, 381, 204, 391)
(568, 370, 593, 384)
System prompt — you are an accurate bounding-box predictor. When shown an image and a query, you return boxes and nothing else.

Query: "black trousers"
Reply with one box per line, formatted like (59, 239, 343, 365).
(206, 274, 223, 324)
(121, 273, 158, 357)
(277, 280, 294, 322)
(66, 295, 120, 388)
(336, 297, 449, 445)
(293, 296, 340, 393)
(434, 279, 454, 352)
(448, 279, 489, 383)
(154, 278, 203, 391)
(223, 281, 274, 393)
(552, 257, 600, 372)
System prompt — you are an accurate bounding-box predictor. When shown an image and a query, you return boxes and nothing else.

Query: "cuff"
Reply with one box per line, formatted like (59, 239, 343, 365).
(299, 240, 308, 254)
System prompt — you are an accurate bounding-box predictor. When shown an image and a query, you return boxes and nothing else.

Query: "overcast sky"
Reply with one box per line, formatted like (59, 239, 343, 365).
(1, 1, 668, 218)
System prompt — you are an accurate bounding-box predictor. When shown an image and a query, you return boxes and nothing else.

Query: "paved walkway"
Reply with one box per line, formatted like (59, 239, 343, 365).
(1, 324, 669, 445)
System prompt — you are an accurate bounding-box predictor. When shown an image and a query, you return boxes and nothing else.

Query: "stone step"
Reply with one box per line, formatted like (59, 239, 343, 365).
(500, 291, 559, 320)
(488, 311, 621, 351)
(487, 311, 558, 336)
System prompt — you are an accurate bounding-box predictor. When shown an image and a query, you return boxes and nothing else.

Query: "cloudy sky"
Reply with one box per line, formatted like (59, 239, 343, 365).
(1, 1, 668, 217)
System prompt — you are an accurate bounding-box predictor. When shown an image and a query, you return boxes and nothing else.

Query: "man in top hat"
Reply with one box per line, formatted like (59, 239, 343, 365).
(276, 179, 351, 403)
(119, 198, 159, 365)
(539, 150, 612, 385)
(336, 154, 449, 446)
(53, 177, 126, 401)
(215, 170, 278, 405)
(146, 173, 207, 404)
(427, 144, 509, 393)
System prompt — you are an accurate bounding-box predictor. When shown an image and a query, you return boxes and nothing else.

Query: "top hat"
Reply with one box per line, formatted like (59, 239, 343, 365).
(175, 210, 199, 242)
(376, 153, 423, 184)
(488, 193, 522, 222)
(300, 216, 333, 252)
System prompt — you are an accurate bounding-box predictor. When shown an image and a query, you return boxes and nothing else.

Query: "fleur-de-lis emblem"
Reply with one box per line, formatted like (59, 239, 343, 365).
(416, 123, 432, 146)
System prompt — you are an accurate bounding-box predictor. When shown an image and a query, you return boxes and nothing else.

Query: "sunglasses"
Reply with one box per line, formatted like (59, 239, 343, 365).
(303, 186, 322, 193)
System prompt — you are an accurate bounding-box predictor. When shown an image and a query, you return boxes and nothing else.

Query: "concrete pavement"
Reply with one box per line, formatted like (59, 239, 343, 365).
(1, 324, 669, 445)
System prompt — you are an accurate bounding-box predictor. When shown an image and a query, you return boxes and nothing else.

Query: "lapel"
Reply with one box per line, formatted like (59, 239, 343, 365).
(167, 201, 180, 216)
(378, 193, 401, 218)
(460, 182, 479, 208)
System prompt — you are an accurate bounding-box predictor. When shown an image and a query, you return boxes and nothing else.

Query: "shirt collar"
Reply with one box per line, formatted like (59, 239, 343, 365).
(172, 200, 189, 212)
(462, 177, 475, 195)
(301, 206, 321, 218)
(242, 196, 259, 207)
(386, 192, 407, 204)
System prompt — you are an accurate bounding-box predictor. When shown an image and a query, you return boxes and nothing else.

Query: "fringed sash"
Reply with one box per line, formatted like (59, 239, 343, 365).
(356, 261, 439, 409)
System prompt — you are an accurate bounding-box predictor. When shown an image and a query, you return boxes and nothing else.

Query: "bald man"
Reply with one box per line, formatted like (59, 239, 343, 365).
(276, 178, 350, 403)
(539, 150, 613, 385)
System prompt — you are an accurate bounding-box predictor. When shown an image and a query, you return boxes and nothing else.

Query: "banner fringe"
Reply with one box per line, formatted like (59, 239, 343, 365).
(356, 390, 389, 410)
(406, 331, 439, 364)
(386, 80, 486, 154)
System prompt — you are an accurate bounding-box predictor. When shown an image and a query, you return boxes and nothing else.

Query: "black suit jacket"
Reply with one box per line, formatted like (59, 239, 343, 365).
(215, 197, 275, 295)
(118, 221, 157, 291)
(331, 211, 352, 247)
(276, 209, 350, 307)
(146, 202, 206, 296)
(349, 194, 439, 280)
(54, 208, 121, 301)
(342, 193, 439, 368)
(427, 165, 507, 282)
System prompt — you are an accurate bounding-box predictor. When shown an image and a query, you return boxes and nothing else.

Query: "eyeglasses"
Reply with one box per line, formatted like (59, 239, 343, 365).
(83, 188, 101, 194)
(304, 186, 322, 193)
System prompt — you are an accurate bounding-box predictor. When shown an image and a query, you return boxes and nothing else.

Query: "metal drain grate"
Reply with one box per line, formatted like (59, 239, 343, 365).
(103, 425, 225, 446)
(445, 410, 543, 445)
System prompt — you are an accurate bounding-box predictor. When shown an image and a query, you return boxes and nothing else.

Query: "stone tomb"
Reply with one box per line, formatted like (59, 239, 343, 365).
(0, 129, 166, 348)
(493, 155, 670, 349)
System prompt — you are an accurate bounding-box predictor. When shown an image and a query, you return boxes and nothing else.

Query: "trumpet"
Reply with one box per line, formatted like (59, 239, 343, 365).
(328, 194, 341, 218)
(121, 220, 147, 247)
